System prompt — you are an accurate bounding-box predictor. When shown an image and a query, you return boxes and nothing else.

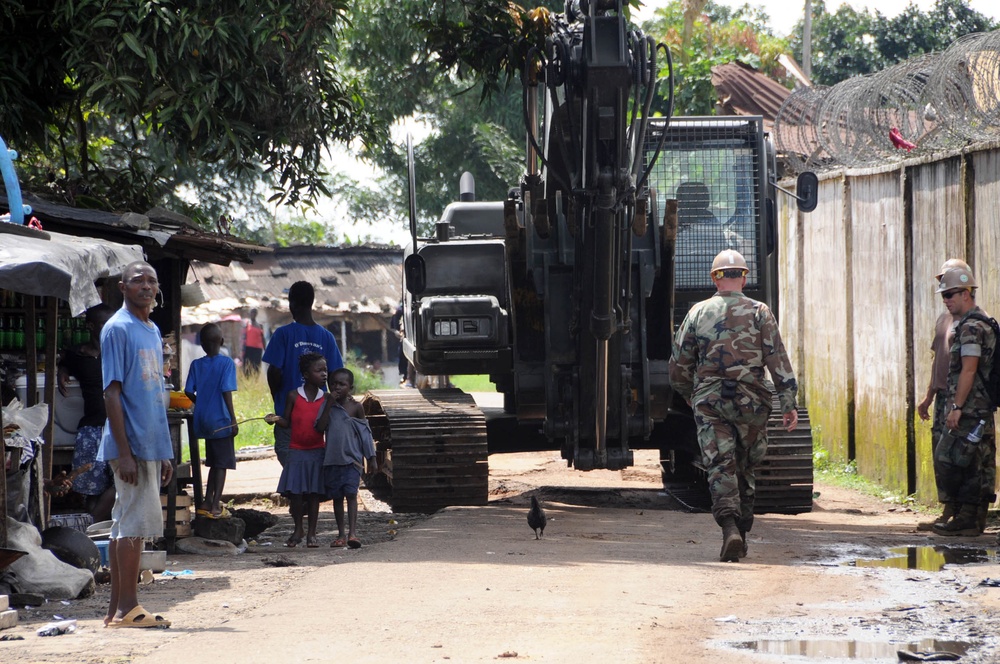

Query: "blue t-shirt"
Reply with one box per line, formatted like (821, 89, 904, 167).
(185, 354, 238, 439)
(262, 321, 344, 416)
(97, 308, 173, 462)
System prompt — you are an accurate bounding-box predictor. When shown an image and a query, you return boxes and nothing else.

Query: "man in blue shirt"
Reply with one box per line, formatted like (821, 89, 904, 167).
(263, 281, 344, 466)
(98, 260, 173, 629)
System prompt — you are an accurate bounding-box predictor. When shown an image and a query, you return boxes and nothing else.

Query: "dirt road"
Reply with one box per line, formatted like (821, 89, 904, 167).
(4, 450, 1000, 663)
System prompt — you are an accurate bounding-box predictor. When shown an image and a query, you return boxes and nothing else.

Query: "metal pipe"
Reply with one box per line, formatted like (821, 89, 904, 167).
(526, 85, 538, 176)
(595, 339, 608, 465)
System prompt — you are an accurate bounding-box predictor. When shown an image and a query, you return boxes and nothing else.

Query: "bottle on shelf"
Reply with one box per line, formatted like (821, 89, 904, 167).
(14, 316, 24, 350)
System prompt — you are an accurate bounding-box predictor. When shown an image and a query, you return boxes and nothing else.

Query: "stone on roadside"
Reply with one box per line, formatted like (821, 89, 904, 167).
(194, 516, 245, 545)
(230, 509, 278, 540)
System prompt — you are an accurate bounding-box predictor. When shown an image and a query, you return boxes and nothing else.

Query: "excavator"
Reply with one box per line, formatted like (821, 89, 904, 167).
(363, 0, 818, 513)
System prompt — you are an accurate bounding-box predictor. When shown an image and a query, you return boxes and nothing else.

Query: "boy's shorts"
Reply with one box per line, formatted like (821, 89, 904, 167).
(205, 435, 237, 470)
(109, 459, 164, 540)
(324, 464, 361, 500)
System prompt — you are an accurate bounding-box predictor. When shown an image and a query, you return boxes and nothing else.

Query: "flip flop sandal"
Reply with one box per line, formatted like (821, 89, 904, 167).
(284, 535, 302, 548)
(331, 538, 346, 548)
(348, 537, 361, 549)
(109, 605, 171, 629)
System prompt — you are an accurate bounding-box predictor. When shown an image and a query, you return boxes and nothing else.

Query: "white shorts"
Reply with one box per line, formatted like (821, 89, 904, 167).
(109, 459, 164, 540)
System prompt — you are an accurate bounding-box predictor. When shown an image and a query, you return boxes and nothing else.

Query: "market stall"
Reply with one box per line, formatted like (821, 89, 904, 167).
(0, 224, 143, 547)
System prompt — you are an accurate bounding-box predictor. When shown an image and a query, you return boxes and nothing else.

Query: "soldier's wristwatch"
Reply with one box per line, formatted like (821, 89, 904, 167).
(952, 403, 963, 411)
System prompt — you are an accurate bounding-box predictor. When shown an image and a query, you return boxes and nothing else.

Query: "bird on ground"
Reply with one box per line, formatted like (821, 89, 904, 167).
(527, 496, 547, 539)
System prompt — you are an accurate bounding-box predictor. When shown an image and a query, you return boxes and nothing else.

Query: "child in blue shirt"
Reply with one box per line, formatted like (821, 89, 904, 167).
(316, 367, 376, 549)
(185, 323, 239, 518)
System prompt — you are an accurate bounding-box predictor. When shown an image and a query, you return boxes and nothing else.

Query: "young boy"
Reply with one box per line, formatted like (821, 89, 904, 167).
(315, 368, 376, 549)
(185, 323, 239, 518)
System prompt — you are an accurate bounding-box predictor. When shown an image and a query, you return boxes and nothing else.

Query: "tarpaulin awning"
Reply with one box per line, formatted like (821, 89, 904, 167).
(0, 225, 144, 315)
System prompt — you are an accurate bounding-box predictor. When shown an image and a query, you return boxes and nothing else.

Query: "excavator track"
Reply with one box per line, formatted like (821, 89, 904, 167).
(755, 398, 814, 514)
(362, 388, 489, 513)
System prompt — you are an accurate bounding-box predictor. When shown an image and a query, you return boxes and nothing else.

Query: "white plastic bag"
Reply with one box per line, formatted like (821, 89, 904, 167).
(2, 397, 49, 441)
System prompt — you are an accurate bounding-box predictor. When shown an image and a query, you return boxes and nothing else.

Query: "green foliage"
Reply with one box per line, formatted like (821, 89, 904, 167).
(813, 450, 919, 506)
(330, 0, 539, 231)
(0, 0, 387, 219)
(873, 0, 997, 64)
(789, 2, 883, 87)
(790, 0, 999, 86)
(448, 374, 496, 392)
(643, 1, 793, 116)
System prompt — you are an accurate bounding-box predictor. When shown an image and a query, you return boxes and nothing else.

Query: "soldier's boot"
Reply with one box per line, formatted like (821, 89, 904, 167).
(736, 514, 753, 559)
(977, 494, 996, 533)
(932, 503, 982, 537)
(917, 503, 956, 532)
(719, 517, 743, 562)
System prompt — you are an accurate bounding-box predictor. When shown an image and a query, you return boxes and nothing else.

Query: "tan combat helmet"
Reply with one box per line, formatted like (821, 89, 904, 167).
(710, 249, 749, 277)
(935, 258, 971, 280)
(936, 265, 977, 293)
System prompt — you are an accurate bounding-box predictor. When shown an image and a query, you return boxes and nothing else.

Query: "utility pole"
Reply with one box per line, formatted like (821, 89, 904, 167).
(803, 0, 812, 80)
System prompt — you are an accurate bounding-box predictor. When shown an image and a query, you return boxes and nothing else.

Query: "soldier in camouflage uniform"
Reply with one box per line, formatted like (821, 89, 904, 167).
(668, 250, 798, 562)
(916, 259, 969, 531)
(932, 265, 997, 537)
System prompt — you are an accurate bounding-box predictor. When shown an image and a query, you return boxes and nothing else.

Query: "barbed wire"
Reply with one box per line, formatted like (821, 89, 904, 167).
(775, 30, 1000, 172)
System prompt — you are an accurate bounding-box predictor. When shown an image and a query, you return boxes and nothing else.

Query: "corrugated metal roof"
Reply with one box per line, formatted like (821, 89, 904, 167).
(0, 193, 268, 265)
(711, 61, 793, 132)
(183, 245, 403, 325)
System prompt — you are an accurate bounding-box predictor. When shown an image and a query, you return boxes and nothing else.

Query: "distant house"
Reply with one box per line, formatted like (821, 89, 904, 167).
(182, 245, 403, 373)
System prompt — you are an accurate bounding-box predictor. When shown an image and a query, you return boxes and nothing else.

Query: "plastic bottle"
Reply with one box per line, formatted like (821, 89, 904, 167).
(967, 419, 986, 445)
(14, 316, 24, 349)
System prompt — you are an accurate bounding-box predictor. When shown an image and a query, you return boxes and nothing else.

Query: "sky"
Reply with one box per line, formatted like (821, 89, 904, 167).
(634, 0, 1000, 37)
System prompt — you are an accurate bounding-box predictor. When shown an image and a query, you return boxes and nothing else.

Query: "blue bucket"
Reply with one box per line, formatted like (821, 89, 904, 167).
(94, 540, 110, 568)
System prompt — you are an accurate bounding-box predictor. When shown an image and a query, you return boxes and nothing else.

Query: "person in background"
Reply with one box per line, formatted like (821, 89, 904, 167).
(316, 367, 376, 549)
(58, 303, 115, 522)
(266, 352, 329, 548)
(262, 282, 344, 467)
(669, 250, 798, 563)
(185, 322, 239, 519)
(98, 261, 173, 629)
(932, 265, 996, 537)
(917, 258, 971, 531)
(242, 308, 265, 377)
(390, 301, 412, 387)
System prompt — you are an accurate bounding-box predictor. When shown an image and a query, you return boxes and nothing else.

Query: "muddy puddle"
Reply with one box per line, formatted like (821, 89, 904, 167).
(847, 545, 999, 571)
(730, 637, 971, 661)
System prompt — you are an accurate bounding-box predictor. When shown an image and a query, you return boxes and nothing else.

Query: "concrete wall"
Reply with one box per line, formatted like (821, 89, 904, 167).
(782, 142, 1000, 503)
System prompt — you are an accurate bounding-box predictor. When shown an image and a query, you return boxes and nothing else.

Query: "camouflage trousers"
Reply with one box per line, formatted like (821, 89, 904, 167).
(930, 389, 950, 504)
(935, 420, 996, 506)
(694, 393, 772, 530)
(933, 394, 996, 507)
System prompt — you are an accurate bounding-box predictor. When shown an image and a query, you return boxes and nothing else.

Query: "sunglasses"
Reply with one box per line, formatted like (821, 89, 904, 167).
(941, 290, 964, 300)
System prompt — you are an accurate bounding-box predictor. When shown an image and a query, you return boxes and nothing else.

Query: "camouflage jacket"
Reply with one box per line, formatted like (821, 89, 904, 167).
(947, 305, 996, 424)
(668, 290, 798, 412)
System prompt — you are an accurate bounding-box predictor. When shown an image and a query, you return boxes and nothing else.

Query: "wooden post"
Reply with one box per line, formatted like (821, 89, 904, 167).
(1, 400, 7, 547)
(42, 297, 59, 525)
